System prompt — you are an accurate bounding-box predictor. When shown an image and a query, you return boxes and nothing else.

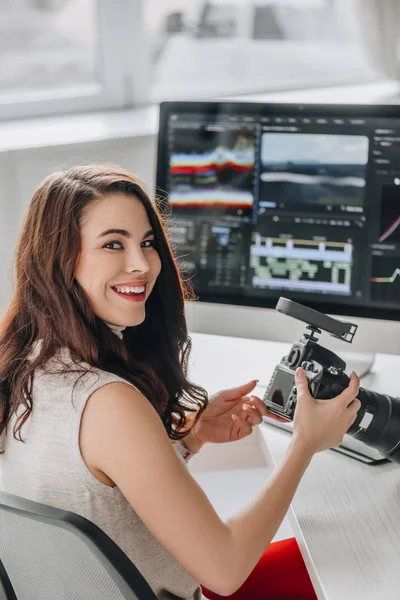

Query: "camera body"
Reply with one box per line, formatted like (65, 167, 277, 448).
(263, 335, 348, 419)
(263, 297, 352, 419)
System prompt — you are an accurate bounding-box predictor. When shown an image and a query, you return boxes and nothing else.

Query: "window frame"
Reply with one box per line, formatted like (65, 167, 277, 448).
(0, 0, 150, 121)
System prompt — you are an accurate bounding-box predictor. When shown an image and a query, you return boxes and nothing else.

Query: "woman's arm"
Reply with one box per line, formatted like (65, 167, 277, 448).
(80, 373, 359, 596)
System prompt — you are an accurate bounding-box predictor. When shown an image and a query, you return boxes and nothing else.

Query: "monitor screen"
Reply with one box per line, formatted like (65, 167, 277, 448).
(156, 101, 400, 321)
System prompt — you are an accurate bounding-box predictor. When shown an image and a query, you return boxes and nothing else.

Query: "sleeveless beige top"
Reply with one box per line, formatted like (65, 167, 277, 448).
(0, 341, 203, 600)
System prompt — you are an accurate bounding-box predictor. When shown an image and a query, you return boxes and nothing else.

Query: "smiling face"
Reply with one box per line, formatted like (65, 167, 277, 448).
(74, 193, 162, 327)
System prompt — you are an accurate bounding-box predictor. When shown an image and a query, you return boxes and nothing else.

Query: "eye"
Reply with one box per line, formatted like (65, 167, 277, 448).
(103, 240, 123, 250)
(141, 238, 157, 248)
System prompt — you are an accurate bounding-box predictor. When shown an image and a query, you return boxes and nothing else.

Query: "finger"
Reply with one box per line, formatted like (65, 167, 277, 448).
(233, 420, 253, 439)
(218, 380, 259, 401)
(243, 396, 265, 412)
(231, 415, 253, 440)
(223, 394, 252, 416)
(230, 414, 242, 440)
(347, 398, 361, 413)
(347, 412, 358, 429)
(338, 372, 360, 407)
(233, 412, 254, 427)
(238, 424, 253, 439)
(241, 404, 263, 426)
(247, 395, 268, 417)
(347, 402, 361, 427)
(294, 368, 311, 399)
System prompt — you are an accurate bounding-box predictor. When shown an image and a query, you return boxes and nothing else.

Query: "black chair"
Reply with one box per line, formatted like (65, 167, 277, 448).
(0, 491, 157, 600)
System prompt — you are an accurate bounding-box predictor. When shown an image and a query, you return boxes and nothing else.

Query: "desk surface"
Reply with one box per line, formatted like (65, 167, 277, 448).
(259, 426, 400, 600)
(189, 332, 400, 600)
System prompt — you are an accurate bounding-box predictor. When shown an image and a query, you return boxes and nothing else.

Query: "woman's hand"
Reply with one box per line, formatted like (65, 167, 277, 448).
(183, 380, 268, 452)
(292, 367, 361, 455)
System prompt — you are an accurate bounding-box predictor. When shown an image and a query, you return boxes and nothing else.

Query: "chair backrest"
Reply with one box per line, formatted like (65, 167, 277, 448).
(0, 557, 17, 600)
(0, 491, 157, 600)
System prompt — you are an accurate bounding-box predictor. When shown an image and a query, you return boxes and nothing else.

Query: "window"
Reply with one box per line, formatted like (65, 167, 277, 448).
(0, 0, 146, 120)
(197, 3, 237, 38)
(146, 0, 381, 103)
(253, 6, 285, 40)
(0, 0, 388, 121)
(0, 0, 98, 95)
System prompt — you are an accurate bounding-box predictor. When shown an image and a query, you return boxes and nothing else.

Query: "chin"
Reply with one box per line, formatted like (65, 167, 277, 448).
(124, 309, 146, 328)
(128, 317, 146, 327)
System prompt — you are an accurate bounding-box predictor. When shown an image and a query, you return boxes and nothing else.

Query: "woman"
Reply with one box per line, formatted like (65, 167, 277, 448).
(0, 165, 360, 600)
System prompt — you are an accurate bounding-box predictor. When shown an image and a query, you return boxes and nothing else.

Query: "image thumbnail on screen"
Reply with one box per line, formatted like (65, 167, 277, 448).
(168, 125, 256, 220)
(260, 133, 369, 210)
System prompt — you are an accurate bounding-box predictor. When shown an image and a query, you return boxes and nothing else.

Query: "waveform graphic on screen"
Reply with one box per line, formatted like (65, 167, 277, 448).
(168, 125, 257, 219)
(370, 268, 400, 283)
(378, 216, 400, 243)
(379, 185, 400, 243)
(370, 256, 400, 302)
(170, 147, 254, 174)
(168, 189, 254, 207)
(169, 147, 255, 209)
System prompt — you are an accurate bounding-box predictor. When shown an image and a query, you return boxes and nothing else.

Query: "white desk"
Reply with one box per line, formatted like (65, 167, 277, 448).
(188, 332, 400, 600)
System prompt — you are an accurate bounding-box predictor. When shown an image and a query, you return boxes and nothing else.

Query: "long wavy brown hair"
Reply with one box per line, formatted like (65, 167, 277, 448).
(0, 164, 208, 444)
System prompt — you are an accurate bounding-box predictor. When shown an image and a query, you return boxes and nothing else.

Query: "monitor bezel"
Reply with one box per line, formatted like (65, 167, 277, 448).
(156, 100, 400, 323)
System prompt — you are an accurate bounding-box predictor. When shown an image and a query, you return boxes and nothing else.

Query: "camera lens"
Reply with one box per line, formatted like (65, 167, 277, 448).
(347, 389, 400, 462)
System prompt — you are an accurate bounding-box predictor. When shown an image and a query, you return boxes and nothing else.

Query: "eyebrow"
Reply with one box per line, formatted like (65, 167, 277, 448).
(97, 228, 154, 239)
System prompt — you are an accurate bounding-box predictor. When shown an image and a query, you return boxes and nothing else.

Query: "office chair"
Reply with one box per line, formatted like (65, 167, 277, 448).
(0, 491, 157, 600)
(0, 558, 17, 600)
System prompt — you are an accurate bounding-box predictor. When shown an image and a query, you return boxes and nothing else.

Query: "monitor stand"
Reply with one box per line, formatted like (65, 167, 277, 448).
(342, 351, 376, 379)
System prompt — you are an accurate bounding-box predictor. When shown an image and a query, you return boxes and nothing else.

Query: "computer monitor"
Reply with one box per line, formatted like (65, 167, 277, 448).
(156, 101, 400, 366)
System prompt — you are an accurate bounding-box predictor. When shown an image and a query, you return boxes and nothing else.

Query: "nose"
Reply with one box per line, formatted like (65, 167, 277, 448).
(125, 247, 151, 274)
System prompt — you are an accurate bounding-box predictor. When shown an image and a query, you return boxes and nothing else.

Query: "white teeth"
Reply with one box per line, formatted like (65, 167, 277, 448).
(114, 285, 145, 294)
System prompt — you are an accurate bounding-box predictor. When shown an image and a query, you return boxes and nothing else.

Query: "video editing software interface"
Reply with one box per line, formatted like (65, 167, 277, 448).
(157, 103, 400, 318)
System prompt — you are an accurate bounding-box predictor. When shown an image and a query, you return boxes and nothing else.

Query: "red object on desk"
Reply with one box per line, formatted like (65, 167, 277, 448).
(202, 537, 318, 600)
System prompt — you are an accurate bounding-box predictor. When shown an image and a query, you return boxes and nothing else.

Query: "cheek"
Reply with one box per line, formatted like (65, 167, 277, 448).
(75, 252, 106, 290)
(146, 253, 162, 296)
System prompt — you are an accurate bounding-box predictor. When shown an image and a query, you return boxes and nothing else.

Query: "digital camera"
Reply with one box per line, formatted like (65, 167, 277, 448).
(263, 298, 400, 463)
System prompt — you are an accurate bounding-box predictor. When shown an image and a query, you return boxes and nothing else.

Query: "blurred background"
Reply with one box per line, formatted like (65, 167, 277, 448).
(0, 0, 373, 99)
(1, 0, 400, 315)
(0, 0, 399, 115)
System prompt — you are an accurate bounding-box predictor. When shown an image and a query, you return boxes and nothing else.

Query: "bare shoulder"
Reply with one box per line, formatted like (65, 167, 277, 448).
(82, 379, 165, 440)
(80, 380, 167, 484)
(86, 380, 153, 417)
